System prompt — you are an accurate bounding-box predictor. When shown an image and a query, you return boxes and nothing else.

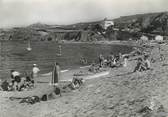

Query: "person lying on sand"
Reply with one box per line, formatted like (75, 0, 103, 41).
(10, 86, 62, 104)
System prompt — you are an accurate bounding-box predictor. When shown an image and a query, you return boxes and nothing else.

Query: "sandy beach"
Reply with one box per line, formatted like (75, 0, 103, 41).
(0, 42, 168, 117)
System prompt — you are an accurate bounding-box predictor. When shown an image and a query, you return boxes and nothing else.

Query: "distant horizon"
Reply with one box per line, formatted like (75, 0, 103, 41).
(0, 0, 168, 28)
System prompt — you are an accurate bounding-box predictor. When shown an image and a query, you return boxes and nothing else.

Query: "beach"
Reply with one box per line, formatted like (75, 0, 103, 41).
(1, 42, 168, 117)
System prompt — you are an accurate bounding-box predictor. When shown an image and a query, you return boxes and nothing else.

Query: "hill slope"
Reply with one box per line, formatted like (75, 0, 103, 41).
(114, 12, 168, 35)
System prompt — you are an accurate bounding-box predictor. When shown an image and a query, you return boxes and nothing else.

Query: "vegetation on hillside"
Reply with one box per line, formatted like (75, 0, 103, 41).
(0, 12, 168, 41)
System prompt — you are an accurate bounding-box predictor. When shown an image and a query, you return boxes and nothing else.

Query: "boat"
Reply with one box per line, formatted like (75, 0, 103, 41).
(26, 40, 32, 51)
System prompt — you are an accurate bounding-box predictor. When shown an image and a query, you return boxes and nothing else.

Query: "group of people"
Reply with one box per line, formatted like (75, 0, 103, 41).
(89, 52, 151, 74)
(89, 53, 129, 73)
(99, 53, 128, 68)
(98, 53, 128, 68)
(1, 64, 40, 91)
(133, 55, 151, 72)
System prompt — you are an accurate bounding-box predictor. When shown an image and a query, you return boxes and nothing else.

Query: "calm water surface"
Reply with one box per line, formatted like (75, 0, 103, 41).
(0, 41, 133, 79)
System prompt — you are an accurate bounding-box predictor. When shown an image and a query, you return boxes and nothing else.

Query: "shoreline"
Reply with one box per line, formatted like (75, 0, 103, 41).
(0, 40, 139, 46)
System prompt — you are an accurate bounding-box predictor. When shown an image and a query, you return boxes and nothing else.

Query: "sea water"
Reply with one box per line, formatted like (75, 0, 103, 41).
(0, 41, 133, 79)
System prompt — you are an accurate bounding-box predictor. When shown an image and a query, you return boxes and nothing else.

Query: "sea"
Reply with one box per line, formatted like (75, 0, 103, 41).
(0, 41, 133, 80)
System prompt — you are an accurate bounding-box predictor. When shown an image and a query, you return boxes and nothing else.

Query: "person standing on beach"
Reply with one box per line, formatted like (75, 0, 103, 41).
(51, 62, 61, 86)
(32, 64, 40, 85)
(99, 54, 104, 67)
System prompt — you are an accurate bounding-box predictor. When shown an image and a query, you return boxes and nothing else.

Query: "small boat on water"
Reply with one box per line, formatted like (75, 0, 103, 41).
(26, 40, 32, 51)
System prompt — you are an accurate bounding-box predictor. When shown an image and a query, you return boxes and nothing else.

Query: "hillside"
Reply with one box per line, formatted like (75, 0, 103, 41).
(0, 12, 168, 41)
(114, 12, 168, 35)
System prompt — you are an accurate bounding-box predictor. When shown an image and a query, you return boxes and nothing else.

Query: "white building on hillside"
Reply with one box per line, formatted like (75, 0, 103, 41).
(103, 18, 114, 30)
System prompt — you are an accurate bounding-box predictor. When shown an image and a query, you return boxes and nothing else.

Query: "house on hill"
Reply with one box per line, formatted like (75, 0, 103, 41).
(103, 18, 114, 30)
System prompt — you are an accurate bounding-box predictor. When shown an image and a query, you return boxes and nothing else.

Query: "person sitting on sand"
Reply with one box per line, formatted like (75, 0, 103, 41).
(144, 55, 151, 70)
(11, 70, 21, 82)
(109, 54, 114, 61)
(123, 56, 129, 67)
(110, 56, 117, 68)
(89, 63, 96, 73)
(1, 80, 9, 91)
(89, 62, 100, 73)
(80, 56, 87, 65)
(69, 77, 84, 90)
(106, 56, 112, 67)
(17, 77, 26, 91)
(117, 53, 124, 66)
(133, 57, 146, 72)
(10, 70, 21, 90)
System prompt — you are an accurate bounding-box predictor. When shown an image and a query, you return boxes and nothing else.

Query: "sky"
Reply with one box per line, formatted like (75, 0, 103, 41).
(0, 0, 168, 28)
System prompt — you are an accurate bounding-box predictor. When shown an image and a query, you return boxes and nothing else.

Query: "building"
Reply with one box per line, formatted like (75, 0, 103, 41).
(103, 18, 114, 30)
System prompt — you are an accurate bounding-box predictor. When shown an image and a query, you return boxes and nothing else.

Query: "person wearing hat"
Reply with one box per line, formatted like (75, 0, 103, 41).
(10, 70, 21, 90)
(32, 64, 40, 86)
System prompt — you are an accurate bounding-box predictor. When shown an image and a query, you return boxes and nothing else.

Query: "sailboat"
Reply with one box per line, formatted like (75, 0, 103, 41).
(27, 39, 32, 51)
